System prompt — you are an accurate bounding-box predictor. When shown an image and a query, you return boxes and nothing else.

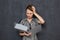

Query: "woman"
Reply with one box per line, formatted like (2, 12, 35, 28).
(19, 4, 45, 40)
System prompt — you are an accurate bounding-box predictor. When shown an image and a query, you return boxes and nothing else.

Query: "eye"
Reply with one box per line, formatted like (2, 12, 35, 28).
(26, 13, 29, 14)
(30, 13, 32, 14)
(27, 13, 32, 14)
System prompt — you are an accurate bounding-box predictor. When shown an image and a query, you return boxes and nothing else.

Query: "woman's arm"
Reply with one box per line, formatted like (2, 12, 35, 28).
(19, 32, 25, 36)
(19, 32, 32, 36)
(32, 6, 45, 24)
(34, 12, 45, 24)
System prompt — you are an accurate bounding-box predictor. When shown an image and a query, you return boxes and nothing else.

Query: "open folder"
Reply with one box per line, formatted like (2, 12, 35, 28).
(14, 23, 29, 32)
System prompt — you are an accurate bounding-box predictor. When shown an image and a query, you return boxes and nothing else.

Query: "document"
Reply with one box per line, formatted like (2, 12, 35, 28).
(14, 23, 29, 32)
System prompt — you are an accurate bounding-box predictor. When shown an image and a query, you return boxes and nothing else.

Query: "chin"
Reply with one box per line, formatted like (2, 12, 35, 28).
(27, 17, 32, 19)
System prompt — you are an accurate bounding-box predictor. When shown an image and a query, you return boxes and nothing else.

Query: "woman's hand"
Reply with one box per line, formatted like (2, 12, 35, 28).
(19, 32, 26, 36)
(19, 32, 32, 36)
(25, 32, 32, 36)
(32, 6, 45, 24)
(32, 6, 36, 13)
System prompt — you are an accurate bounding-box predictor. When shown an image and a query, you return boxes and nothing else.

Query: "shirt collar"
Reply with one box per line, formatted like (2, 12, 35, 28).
(25, 18, 34, 23)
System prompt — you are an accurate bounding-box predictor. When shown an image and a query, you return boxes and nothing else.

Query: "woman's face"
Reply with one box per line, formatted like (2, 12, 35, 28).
(26, 9, 33, 19)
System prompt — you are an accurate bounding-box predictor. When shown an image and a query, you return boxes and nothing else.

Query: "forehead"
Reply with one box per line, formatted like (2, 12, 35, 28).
(26, 9, 33, 13)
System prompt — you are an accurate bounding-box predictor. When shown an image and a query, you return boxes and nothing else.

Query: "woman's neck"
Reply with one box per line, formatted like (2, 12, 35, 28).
(27, 18, 32, 23)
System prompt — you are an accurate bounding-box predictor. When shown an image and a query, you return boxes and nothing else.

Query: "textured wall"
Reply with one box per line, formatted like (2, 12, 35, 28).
(0, 0, 60, 40)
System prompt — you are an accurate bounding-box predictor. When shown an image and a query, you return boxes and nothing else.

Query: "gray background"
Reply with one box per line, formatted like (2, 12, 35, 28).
(0, 0, 60, 40)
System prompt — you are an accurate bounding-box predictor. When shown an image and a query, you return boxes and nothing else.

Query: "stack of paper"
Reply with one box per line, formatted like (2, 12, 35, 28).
(14, 23, 29, 32)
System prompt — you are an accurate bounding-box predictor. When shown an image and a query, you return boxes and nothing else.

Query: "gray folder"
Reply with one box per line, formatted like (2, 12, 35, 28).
(14, 23, 29, 32)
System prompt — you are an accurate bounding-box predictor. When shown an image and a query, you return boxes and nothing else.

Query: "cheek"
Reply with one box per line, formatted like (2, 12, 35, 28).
(31, 14, 33, 16)
(26, 14, 33, 17)
(30, 14, 33, 16)
(29, 14, 33, 17)
(26, 14, 29, 16)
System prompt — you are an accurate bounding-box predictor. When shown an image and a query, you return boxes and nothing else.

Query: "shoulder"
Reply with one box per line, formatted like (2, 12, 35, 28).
(21, 18, 27, 22)
(20, 18, 27, 24)
(33, 18, 38, 21)
(33, 18, 41, 24)
(20, 18, 27, 23)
